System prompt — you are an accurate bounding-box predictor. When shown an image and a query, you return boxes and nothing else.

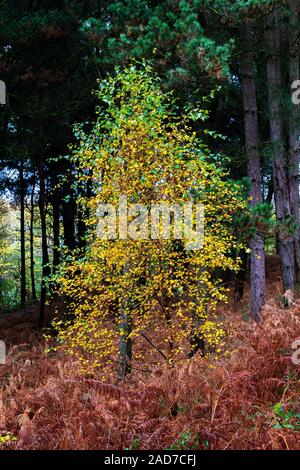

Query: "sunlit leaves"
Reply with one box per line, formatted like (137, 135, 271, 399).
(53, 64, 245, 376)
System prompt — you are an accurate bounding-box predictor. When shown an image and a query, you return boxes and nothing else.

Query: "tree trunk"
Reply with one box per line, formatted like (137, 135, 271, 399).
(52, 195, 60, 272)
(19, 161, 26, 309)
(77, 209, 87, 251)
(265, 11, 296, 292)
(38, 159, 50, 328)
(233, 248, 248, 303)
(30, 176, 37, 301)
(118, 263, 132, 379)
(288, 0, 300, 278)
(241, 24, 265, 321)
(118, 307, 132, 379)
(189, 263, 206, 357)
(62, 169, 76, 252)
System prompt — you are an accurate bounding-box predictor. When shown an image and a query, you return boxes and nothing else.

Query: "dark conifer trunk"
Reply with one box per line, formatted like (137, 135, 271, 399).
(38, 160, 50, 327)
(30, 175, 36, 301)
(233, 249, 248, 304)
(62, 172, 76, 252)
(52, 194, 60, 272)
(77, 209, 87, 251)
(265, 11, 296, 292)
(288, 0, 300, 278)
(241, 24, 265, 321)
(19, 161, 26, 309)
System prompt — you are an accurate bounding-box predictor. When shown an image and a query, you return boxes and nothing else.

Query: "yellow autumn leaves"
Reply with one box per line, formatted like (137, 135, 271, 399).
(51, 65, 245, 375)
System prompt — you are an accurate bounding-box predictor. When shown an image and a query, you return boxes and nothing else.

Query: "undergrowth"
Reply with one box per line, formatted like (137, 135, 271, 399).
(0, 282, 300, 450)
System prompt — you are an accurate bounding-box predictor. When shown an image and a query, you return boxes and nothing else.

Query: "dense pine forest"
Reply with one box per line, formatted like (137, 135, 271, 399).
(0, 0, 300, 455)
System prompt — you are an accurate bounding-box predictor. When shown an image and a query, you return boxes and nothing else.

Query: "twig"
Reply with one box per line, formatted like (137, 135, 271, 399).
(139, 331, 167, 360)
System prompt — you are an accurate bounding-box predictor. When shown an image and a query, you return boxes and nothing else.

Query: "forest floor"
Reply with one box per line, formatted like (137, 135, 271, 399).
(0, 254, 300, 450)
